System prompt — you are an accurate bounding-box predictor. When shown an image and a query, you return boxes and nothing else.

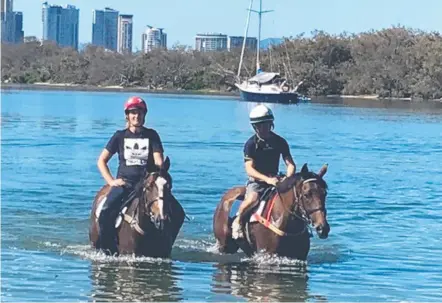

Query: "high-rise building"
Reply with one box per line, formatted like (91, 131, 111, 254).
(1, 0, 23, 44)
(1, 0, 13, 14)
(141, 25, 167, 53)
(195, 33, 227, 52)
(227, 36, 257, 51)
(12, 11, 23, 43)
(117, 14, 133, 54)
(42, 2, 79, 50)
(92, 7, 118, 51)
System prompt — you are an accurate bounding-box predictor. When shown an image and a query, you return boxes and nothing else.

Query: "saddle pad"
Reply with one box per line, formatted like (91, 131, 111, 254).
(95, 196, 128, 228)
(95, 196, 107, 219)
(249, 199, 267, 223)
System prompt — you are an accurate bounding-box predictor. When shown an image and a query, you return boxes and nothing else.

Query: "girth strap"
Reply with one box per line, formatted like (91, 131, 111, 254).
(252, 213, 286, 236)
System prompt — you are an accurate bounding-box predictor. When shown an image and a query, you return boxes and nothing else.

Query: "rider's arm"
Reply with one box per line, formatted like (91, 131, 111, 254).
(245, 160, 271, 183)
(281, 137, 296, 177)
(153, 152, 164, 168)
(284, 155, 296, 178)
(151, 129, 165, 169)
(97, 148, 115, 185)
(98, 131, 120, 185)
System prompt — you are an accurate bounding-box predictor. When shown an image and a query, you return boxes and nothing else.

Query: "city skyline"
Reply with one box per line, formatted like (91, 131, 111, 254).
(10, 0, 442, 51)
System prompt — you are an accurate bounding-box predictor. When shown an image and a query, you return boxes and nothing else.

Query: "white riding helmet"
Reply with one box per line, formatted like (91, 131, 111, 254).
(249, 104, 274, 124)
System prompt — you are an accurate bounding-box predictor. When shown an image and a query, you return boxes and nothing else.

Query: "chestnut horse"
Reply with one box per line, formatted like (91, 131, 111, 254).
(89, 157, 185, 257)
(213, 163, 329, 260)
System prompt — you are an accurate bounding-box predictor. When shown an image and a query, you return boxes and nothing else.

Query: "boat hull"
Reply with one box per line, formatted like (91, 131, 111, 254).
(239, 89, 299, 104)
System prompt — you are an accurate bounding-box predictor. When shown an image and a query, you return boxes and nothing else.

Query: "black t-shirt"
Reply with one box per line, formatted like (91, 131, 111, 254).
(105, 127, 164, 182)
(243, 132, 291, 176)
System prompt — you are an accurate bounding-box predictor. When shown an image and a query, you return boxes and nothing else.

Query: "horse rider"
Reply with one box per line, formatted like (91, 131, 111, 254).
(232, 104, 297, 239)
(96, 96, 165, 255)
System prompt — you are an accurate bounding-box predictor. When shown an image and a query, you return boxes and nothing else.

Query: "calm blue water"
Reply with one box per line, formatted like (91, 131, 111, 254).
(2, 90, 442, 302)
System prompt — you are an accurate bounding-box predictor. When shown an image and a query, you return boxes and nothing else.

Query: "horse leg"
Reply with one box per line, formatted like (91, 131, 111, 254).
(97, 186, 126, 255)
(213, 187, 245, 254)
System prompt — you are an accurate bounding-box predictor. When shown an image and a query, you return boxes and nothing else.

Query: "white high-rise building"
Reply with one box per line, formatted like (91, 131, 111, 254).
(195, 33, 227, 52)
(141, 25, 167, 53)
(117, 14, 133, 54)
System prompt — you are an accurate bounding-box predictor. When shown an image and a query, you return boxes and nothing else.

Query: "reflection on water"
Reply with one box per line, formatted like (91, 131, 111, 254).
(211, 262, 326, 302)
(89, 261, 183, 302)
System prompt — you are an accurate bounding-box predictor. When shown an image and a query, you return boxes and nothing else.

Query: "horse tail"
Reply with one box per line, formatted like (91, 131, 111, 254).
(213, 186, 246, 254)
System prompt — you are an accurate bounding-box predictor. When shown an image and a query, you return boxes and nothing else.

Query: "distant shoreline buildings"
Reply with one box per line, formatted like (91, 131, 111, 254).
(117, 14, 133, 54)
(1, 0, 24, 44)
(92, 7, 118, 51)
(142, 25, 167, 53)
(42, 2, 79, 50)
(2, 1, 283, 53)
(195, 33, 258, 52)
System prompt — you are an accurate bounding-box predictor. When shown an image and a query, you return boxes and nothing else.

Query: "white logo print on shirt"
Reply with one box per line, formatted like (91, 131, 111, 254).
(124, 138, 150, 166)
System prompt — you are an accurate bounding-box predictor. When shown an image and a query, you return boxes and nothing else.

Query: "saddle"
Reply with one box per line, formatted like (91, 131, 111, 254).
(239, 186, 278, 224)
(95, 185, 142, 228)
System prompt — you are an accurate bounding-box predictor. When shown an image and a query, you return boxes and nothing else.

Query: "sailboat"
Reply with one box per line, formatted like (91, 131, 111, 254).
(235, 0, 304, 104)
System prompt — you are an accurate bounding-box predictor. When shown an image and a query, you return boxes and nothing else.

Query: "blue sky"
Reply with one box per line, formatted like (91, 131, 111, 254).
(14, 0, 442, 50)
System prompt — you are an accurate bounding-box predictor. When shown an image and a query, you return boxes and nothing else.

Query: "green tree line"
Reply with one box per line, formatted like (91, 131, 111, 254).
(2, 26, 442, 100)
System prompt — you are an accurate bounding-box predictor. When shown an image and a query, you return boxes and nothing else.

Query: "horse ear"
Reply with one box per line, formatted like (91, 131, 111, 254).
(318, 163, 328, 177)
(161, 156, 170, 173)
(301, 163, 309, 174)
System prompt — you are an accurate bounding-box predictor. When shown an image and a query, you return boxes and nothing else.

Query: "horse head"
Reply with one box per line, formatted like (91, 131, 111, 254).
(140, 156, 173, 231)
(278, 163, 330, 239)
(296, 163, 330, 239)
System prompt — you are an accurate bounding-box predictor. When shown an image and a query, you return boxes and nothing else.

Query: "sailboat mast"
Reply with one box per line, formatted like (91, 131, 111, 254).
(237, 0, 254, 80)
(256, 0, 262, 73)
(252, 0, 273, 75)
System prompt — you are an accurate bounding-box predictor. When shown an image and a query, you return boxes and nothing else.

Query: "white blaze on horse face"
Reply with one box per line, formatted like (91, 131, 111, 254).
(155, 176, 167, 219)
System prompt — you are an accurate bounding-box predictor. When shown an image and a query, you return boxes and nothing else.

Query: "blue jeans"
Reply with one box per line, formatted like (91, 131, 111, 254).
(97, 184, 133, 255)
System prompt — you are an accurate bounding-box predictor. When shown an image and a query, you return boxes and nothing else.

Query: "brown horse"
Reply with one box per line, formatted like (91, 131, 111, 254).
(213, 163, 329, 260)
(89, 157, 185, 257)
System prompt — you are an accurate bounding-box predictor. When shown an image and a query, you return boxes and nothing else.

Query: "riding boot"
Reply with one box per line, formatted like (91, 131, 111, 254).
(97, 186, 125, 255)
(232, 216, 244, 239)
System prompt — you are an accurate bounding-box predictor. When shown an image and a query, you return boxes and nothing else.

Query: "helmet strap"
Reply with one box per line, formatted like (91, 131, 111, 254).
(253, 124, 266, 142)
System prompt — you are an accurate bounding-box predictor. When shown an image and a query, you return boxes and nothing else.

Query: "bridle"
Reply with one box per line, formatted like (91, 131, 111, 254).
(141, 172, 169, 219)
(278, 177, 326, 225)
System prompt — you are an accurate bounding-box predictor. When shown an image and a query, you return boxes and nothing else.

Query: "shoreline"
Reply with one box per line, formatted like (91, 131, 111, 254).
(1, 83, 441, 102)
(0, 83, 239, 98)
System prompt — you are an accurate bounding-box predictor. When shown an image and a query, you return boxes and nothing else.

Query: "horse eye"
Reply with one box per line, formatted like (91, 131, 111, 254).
(304, 192, 312, 199)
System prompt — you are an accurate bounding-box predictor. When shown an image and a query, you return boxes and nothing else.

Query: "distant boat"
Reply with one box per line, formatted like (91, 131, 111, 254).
(235, 0, 308, 104)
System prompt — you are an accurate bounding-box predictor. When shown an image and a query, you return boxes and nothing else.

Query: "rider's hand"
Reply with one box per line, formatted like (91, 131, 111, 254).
(109, 178, 126, 187)
(266, 177, 279, 187)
